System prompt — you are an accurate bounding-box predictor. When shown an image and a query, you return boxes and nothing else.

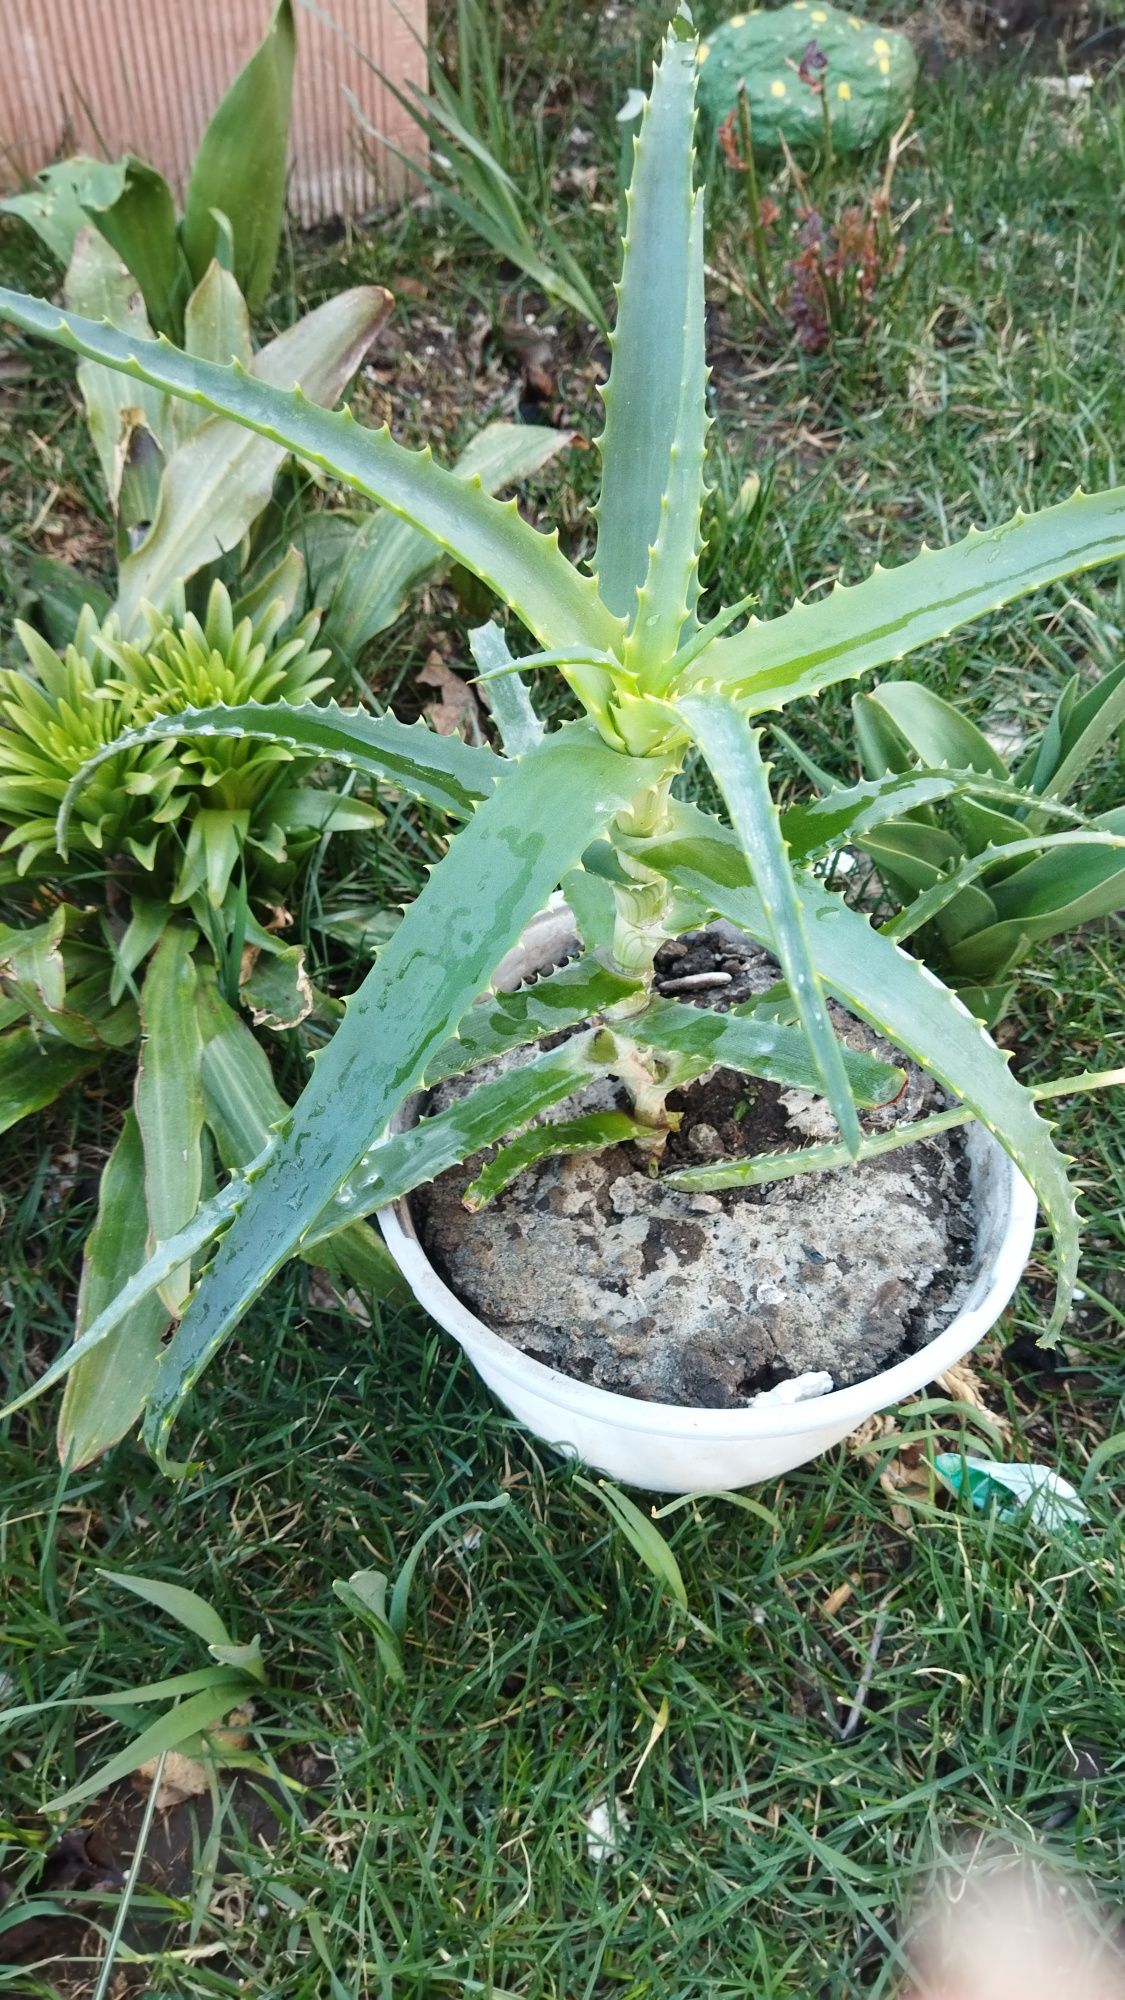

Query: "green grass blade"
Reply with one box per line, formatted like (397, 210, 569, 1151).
(134, 928, 205, 1315)
(639, 803, 1080, 1338)
(593, 17, 702, 633)
(575, 1479, 688, 1611)
(688, 489, 1125, 707)
(632, 998, 902, 1104)
(0, 287, 625, 665)
(679, 694, 862, 1154)
(57, 701, 499, 853)
(141, 725, 654, 1462)
(57, 1111, 168, 1469)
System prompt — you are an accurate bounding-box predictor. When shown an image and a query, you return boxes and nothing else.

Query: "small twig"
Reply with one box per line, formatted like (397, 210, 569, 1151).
(657, 972, 733, 993)
(840, 1597, 892, 1740)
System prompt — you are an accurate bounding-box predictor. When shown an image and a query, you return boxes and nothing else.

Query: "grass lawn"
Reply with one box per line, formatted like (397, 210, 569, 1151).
(1, 3, 1123, 1993)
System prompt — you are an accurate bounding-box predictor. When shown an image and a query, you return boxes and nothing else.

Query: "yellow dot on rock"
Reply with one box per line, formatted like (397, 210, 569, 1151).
(848, 13, 863, 24)
(770, 77, 788, 95)
(837, 79, 852, 97)
(730, 11, 746, 22)
(873, 35, 890, 51)
(811, 8, 827, 19)
(697, 40, 710, 59)
(878, 54, 890, 72)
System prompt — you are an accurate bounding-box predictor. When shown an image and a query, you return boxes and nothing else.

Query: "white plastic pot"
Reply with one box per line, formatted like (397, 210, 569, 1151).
(378, 908, 1038, 1494)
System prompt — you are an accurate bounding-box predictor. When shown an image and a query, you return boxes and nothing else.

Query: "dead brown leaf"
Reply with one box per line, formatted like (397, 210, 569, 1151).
(134, 1705, 253, 1811)
(937, 1360, 1013, 1441)
(418, 653, 484, 740)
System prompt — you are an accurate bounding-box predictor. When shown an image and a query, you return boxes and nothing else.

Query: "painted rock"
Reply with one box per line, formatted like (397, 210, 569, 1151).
(696, 5, 918, 154)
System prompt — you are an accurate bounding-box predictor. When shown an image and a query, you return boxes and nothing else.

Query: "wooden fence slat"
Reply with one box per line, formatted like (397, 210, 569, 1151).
(0, 0, 428, 223)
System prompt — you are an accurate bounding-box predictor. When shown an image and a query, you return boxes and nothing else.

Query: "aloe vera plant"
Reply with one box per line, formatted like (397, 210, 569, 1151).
(2, 11, 1123, 1470)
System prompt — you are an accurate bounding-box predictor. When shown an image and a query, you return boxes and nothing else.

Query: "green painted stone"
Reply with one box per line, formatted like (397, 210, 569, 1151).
(696, 4, 918, 155)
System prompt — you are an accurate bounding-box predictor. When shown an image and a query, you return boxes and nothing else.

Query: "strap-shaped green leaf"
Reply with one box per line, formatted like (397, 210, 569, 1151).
(884, 830, 1125, 947)
(0, 1029, 98, 1136)
(135, 927, 205, 1315)
(855, 683, 1007, 778)
(57, 1110, 168, 1469)
(181, 0, 295, 310)
(80, 156, 191, 341)
(687, 489, 1125, 707)
(0, 289, 625, 668)
(679, 693, 862, 1153)
(632, 998, 902, 1104)
(117, 287, 392, 629)
(636, 804, 1079, 1338)
(141, 723, 654, 1461)
(593, 18, 705, 634)
(57, 701, 499, 853)
(194, 970, 407, 1301)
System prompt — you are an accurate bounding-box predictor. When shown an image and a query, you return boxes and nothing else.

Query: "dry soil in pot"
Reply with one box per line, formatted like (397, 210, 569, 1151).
(413, 931, 979, 1410)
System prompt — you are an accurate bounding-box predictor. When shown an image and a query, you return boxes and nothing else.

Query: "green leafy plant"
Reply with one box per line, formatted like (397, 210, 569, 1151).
(0, 0, 296, 337)
(1, 12, 1123, 1470)
(850, 668, 1125, 1025)
(0, 575, 411, 1465)
(0, 1570, 267, 1812)
(349, 0, 607, 330)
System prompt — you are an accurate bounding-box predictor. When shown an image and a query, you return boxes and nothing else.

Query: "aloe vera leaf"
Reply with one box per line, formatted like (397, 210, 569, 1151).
(687, 490, 1125, 707)
(633, 802, 1080, 1339)
(0, 288, 625, 670)
(57, 701, 498, 855)
(632, 998, 902, 1104)
(423, 954, 639, 1085)
(462, 1110, 648, 1211)
(680, 693, 861, 1153)
(141, 723, 654, 1461)
(593, 15, 704, 636)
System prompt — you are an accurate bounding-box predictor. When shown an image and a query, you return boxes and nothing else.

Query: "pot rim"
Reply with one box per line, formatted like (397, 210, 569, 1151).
(377, 897, 1039, 1443)
(378, 1133, 1038, 1441)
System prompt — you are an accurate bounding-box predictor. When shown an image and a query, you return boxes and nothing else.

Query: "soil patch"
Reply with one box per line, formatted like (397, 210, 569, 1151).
(414, 932, 979, 1409)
